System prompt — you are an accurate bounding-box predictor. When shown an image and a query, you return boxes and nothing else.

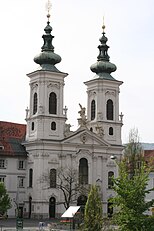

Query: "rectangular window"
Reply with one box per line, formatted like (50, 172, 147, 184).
(0, 159, 5, 168)
(0, 176, 5, 183)
(18, 177, 24, 188)
(18, 160, 25, 170)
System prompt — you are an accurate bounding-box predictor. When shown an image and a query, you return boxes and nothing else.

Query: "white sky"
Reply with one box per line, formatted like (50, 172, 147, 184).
(0, 0, 154, 143)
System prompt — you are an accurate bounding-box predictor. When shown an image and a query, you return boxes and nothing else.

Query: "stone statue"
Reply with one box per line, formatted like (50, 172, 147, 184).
(78, 104, 87, 126)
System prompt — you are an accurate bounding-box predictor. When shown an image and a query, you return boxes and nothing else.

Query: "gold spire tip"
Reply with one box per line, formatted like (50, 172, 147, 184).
(46, 0, 52, 21)
(102, 16, 105, 32)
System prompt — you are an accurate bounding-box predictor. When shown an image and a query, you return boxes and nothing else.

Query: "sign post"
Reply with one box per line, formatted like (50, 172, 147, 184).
(61, 206, 80, 231)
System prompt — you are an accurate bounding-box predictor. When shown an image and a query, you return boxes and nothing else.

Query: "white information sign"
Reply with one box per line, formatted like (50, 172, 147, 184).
(61, 206, 80, 218)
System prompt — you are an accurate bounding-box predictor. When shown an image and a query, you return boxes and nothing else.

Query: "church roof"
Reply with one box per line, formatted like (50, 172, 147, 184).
(0, 121, 27, 157)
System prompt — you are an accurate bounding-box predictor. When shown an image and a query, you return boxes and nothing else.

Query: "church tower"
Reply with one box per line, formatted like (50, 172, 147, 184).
(24, 9, 69, 219)
(25, 15, 68, 142)
(85, 24, 123, 145)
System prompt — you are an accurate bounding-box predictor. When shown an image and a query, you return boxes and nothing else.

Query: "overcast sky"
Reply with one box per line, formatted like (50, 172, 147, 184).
(0, 0, 154, 143)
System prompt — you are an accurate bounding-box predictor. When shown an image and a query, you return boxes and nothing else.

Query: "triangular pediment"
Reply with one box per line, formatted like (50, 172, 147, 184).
(62, 127, 110, 147)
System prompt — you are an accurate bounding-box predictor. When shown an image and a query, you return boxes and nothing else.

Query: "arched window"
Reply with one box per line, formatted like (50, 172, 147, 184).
(79, 158, 88, 184)
(33, 93, 38, 115)
(109, 127, 113, 135)
(106, 99, 113, 120)
(108, 171, 114, 189)
(49, 92, 57, 114)
(90, 127, 93, 132)
(91, 100, 96, 120)
(51, 122, 56, 130)
(50, 169, 56, 188)
(108, 200, 113, 217)
(29, 168, 33, 188)
(31, 122, 34, 131)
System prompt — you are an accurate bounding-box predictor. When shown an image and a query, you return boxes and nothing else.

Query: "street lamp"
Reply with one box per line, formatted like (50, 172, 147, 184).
(110, 155, 117, 160)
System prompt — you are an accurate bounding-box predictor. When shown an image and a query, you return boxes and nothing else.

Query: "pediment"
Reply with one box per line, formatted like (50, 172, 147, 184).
(62, 128, 110, 147)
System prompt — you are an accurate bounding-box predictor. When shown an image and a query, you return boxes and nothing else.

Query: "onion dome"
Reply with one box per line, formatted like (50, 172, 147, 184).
(34, 20, 61, 72)
(90, 24, 117, 80)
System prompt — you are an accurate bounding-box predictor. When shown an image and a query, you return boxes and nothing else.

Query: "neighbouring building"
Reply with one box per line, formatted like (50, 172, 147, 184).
(143, 145, 154, 215)
(0, 12, 124, 218)
(0, 121, 27, 217)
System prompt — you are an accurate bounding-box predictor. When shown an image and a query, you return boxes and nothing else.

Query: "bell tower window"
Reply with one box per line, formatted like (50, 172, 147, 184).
(106, 99, 113, 120)
(51, 122, 56, 130)
(109, 127, 113, 135)
(33, 93, 38, 115)
(31, 122, 34, 131)
(49, 92, 57, 114)
(91, 100, 96, 120)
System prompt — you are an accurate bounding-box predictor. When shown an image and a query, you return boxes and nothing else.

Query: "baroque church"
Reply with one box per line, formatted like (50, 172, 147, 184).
(0, 8, 123, 218)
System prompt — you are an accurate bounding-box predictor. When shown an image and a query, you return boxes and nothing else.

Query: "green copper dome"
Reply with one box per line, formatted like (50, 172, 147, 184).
(90, 27, 117, 80)
(34, 21, 61, 72)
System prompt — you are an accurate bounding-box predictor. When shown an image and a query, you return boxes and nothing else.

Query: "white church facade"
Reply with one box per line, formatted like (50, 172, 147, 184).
(0, 12, 123, 218)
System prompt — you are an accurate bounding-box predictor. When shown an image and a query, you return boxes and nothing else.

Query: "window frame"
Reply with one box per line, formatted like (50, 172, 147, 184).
(79, 158, 88, 185)
(50, 169, 57, 188)
(91, 100, 96, 120)
(109, 127, 113, 135)
(33, 92, 38, 115)
(108, 171, 114, 189)
(18, 177, 25, 188)
(49, 92, 57, 114)
(0, 159, 5, 169)
(106, 99, 114, 120)
(51, 122, 56, 131)
(18, 160, 25, 170)
(0, 175, 5, 183)
(29, 168, 33, 188)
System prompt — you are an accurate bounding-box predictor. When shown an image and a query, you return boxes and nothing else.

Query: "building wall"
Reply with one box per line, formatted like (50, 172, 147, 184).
(0, 156, 26, 218)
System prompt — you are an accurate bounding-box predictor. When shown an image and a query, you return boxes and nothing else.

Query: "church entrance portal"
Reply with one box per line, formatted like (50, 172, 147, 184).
(49, 197, 56, 218)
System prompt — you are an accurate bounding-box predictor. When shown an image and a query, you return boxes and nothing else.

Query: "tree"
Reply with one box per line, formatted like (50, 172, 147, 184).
(123, 128, 144, 177)
(111, 129, 154, 231)
(112, 162, 154, 231)
(57, 168, 86, 209)
(0, 182, 11, 216)
(83, 185, 103, 231)
(39, 167, 87, 210)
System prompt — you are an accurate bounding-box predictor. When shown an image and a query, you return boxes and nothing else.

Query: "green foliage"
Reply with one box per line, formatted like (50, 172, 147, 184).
(112, 161, 154, 231)
(83, 185, 103, 231)
(0, 182, 11, 215)
(123, 128, 144, 177)
(111, 129, 154, 230)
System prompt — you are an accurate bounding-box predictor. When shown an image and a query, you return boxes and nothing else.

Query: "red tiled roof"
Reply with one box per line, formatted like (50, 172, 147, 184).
(144, 150, 154, 168)
(0, 121, 27, 157)
(144, 150, 154, 158)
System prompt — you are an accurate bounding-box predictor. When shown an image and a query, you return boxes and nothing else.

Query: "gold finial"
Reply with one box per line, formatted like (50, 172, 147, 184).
(102, 16, 105, 33)
(46, 0, 52, 21)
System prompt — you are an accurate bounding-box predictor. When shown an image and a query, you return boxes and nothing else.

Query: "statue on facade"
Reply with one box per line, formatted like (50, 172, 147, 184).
(78, 104, 87, 127)
(64, 123, 72, 137)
